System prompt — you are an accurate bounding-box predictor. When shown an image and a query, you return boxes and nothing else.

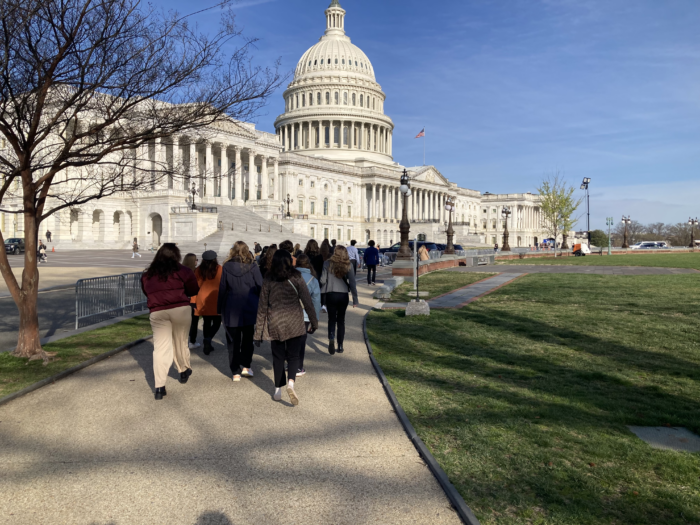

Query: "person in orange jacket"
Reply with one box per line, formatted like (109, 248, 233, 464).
(195, 250, 223, 355)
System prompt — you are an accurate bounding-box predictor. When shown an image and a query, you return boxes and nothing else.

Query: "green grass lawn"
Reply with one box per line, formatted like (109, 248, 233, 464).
(390, 271, 496, 303)
(0, 315, 152, 398)
(367, 274, 700, 525)
(503, 252, 700, 270)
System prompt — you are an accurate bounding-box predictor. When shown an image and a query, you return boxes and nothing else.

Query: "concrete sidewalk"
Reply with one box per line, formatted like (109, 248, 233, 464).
(0, 283, 461, 524)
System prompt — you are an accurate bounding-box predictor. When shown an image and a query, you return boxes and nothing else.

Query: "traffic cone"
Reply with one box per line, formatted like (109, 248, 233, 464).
(52, 246, 55, 252)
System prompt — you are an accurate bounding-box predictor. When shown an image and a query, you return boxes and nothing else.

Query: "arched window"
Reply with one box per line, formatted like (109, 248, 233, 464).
(317, 92, 321, 105)
(295, 95, 299, 108)
(343, 127, 348, 145)
(343, 92, 348, 105)
(323, 198, 328, 216)
(360, 94, 364, 107)
(302, 94, 306, 107)
(308, 61, 311, 66)
(314, 60, 317, 65)
(335, 58, 338, 64)
(352, 93, 356, 106)
(355, 61, 358, 66)
(373, 98, 375, 110)
(334, 92, 339, 104)
(342, 58, 345, 65)
(325, 92, 330, 104)
(321, 59, 324, 65)
(308, 93, 313, 106)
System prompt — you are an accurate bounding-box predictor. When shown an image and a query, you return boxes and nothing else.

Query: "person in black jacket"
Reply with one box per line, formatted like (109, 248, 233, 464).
(218, 241, 263, 381)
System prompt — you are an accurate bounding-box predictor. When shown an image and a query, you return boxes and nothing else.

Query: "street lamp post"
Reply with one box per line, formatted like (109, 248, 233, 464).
(444, 196, 456, 254)
(581, 177, 591, 248)
(621, 215, 631, 249)
(189, 182, 198, 211)
(501, 206, 512, 252)
(285, 194, 294, 218)
(606, 217, 613, 255)
(688, 217, 698, 248)
(396, 169, 413, 260)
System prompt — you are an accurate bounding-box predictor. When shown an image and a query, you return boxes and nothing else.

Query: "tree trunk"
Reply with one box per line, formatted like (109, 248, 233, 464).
(7, 210, 48, 361)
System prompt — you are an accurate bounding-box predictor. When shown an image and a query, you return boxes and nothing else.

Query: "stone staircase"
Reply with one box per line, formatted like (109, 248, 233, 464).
(176, 204, 311, 257)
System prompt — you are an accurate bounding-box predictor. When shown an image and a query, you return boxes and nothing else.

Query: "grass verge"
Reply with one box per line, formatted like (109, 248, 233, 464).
(0, 315, 151, 398)
(390, 271, 496, 303)
(502, 252, 700, 270)
(367, 274, 700, 525)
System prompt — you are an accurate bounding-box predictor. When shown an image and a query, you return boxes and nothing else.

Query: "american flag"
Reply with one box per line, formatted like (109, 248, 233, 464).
(415, 128, 425, 138)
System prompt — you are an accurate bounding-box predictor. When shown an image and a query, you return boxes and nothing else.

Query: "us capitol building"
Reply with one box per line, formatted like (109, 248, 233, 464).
(0, 1, 547, 251)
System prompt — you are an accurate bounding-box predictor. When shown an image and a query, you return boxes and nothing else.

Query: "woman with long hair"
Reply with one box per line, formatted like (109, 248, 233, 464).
(320, 245, 358, 355)
(194, 251, 223, 355)
(140, 243, 199, 400)
(294, 254, 321, 376)
(304, 239, 324, 279)
(218, 241, 263, 381)
(254, 250, 318, 405)
(320, 239, 332, 261)
(182, 253, 201, 349)
(259, 244, 277, 279)
(293, 243, 302, 259)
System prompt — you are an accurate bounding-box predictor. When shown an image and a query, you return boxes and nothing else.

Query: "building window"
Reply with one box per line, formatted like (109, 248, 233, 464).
(335, 58, 338, 64)
(337, 185, 341, 193)
(317, 92, 321, 105)
(299, 179, 303, 186)
(360, 94, 363, 107)
(347, 229, 352, 240)
(310, 227, 315, 238)
(299, 200, 304, 213)
(309, 92, 313, 106)
(302, 94, 306, 107)
(323, 198, 328, 216)
(342, 58, 345, 65)
(352, 93, 356, 106)
(334, 126, 339, 145)
(372, 98, 375, 110)
(334, 92, 339, 104)
(311, 201, 315, 214)
(337, 228, 342, 240)
(324, 126, 330, 145)
(314, 60, 317, 65)
(295, 95, 298, 108)
(348, 205, 352, 217)
(324, 227, 329, 240)
(310, 181, 315, 188)
(337, 204, 342, 216)
(325, 92, 330, 104)
(343, 127, 348, 145)
(347, 186, 351, 193)
(343, 92, 348, 105)
(321, 59, 324, 65)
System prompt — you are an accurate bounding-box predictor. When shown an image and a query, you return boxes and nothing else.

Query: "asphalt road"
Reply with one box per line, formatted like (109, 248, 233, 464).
(3, 249, 155, 269)
(0, 288, 76, 353)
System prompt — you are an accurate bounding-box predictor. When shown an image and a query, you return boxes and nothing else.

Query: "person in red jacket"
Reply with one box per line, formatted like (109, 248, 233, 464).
(141, 243, 200, 400)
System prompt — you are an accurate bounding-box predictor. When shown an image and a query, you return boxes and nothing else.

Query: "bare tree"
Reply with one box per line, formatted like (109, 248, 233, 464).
(0, 0, 284, 361)
(537, 173, 581, 256)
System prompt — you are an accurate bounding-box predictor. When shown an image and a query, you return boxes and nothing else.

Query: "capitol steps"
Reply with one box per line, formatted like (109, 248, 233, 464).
(175, 204, 311, 257)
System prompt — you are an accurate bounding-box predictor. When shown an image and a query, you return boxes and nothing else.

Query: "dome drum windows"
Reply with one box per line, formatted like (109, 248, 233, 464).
(334, 92, 339, 105)
(359, 94, 363, 107)
(317, 92, 321, 105)
(352, 93, 356, 106)
(302, 94, 306, 107)
(343, 92, 348, 105)
(325, 92, 330, 105)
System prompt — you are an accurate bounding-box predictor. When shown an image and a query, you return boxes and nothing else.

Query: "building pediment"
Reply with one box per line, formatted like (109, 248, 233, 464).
(408, 166, 450, 187)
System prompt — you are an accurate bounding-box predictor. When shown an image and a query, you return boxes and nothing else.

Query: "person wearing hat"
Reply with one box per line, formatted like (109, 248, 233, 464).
(194, 250, 223, 355)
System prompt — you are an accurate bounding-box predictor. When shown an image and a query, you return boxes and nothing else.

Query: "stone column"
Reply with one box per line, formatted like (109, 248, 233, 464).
(173, 136, 183, 190)
(233, 147, 242, 204)
(273, 159, 279, 200)
(188, 142, 197, 192)
(221, 144, 229, 200)
(152, 138, 162, 189)
(247, 150, 256, 200)
(204, 143, 213, 198)
(370, 183, 376, 219)
(261, 156, 269, 200)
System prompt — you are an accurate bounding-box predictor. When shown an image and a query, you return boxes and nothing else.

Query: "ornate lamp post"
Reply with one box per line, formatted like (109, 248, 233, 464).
(189, 182, 198, 211)
(396, 169, 413, 260)
(501, 206, 512, 252)
(621, 215, 631, 248)
(688, 217, 698, 248)
(285, 194, 294, 218)
(606, 217, 614, 255)
(444, 196, 456, 254)
(581, 177, 591, 248)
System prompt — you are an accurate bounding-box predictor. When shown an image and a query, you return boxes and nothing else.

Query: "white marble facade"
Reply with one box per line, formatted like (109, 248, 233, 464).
(0, 1, 548, 249)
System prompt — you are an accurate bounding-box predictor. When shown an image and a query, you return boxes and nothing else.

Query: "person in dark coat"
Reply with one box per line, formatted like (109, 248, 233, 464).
(218, 241, 263, 381)
(363, 240, 380, 285)
(304, 239, 324, 280)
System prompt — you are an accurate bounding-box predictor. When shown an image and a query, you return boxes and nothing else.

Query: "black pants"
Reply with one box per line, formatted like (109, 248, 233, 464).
(299, 321, 310, 371)
(350, 260, 357, 274)
(226, 325, 255, 375)
(189, 305, 198, 344)
(321, 292, 326, 307)
(202, 316, 222, 346)
(366, 264, 376, 284)
(271, 335, 303, 387)
(326, 292, 349, 346)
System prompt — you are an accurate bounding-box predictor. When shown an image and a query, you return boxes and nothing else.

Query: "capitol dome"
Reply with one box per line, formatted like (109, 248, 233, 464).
(274, 0, 394, 166)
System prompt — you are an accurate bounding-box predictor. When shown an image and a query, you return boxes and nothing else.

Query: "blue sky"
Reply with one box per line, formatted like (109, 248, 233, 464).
(160, 0, 700, 229)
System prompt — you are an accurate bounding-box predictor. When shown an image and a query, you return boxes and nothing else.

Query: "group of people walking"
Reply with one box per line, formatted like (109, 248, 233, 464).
(140, 237, 363, 406)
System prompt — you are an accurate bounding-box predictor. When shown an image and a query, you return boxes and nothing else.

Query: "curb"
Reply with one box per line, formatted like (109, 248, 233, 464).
(0, 336, 153, 408)
(362, 314, 481, 525)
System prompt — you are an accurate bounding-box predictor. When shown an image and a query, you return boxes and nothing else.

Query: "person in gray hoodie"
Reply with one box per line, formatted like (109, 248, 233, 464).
(295, 254, 322, 376)
(217, 241, 263, 381)
(320, 245, 359, 355)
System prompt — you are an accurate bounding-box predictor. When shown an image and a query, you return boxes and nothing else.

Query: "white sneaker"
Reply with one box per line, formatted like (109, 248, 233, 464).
(296, 369, 306, 377)
(233, 375, 241, 382)
(321, 305, 328, 313)
(287, 384, 299, 406)
(188, 342, 200, 350)
(273, 388, 282, 401)
(241, 368, 254, 378)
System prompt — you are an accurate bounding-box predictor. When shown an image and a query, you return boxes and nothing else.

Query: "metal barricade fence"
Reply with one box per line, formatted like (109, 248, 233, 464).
(75, 272, 148, 329)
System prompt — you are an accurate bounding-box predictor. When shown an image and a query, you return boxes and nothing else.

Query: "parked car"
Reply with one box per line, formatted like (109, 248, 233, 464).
(630, 241, 665, 250)
(380, 241, 438, 255)
(4, 237, 25, 255)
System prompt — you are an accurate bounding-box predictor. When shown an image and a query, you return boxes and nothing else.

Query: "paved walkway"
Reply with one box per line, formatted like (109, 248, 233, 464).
(429, 273, 524, 308)
(0, 284, 460, 524)
(447, 264, 698, 275)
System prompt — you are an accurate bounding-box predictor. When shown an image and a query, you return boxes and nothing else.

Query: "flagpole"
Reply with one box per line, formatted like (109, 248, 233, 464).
(423, 127, 426, 166)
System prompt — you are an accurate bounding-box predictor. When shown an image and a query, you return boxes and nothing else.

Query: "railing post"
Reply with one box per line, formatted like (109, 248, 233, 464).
(75, 280, 80, 330)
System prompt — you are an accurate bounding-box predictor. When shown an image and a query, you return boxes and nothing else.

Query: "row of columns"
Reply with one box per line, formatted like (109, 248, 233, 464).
(139, 138, 279, 202)
(365, 183, 453, 224)
(279, 121, 392, 156)
(487, 205, 541, 231)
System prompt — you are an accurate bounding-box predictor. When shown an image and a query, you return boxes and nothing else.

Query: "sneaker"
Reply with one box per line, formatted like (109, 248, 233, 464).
(241, 368, 254, 378)
(328, 340, 336, 355)
(336, 346, 344, 354)
(179, 368, 193, 384)
(188, 342, 200, 350)
(296, 369, 306, 377)
(287, 385, 299, 406)
(203, 342, 212, 356)
(321, 305, 328, 313)
(273, 388, 282, 401)
(233, 375, 241, 382)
